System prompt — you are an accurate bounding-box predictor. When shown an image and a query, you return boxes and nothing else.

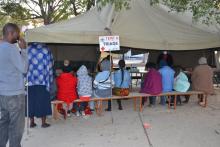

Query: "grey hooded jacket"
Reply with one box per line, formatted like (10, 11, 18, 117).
(77, 65, 92, 96)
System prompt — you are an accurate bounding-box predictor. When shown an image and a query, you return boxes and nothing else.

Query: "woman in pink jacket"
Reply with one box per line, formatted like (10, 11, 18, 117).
(141, 62, 162, 107)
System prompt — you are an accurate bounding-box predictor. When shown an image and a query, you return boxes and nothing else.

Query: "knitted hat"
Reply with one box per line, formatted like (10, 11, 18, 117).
(198, 57, 207, 65)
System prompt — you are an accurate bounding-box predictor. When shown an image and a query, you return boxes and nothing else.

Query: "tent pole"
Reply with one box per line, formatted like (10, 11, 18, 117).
(26, 78, 30, 135)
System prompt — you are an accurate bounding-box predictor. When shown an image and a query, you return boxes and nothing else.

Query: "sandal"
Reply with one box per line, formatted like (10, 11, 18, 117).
(30, 123, 37, 128)
(41, 123, 51, 128)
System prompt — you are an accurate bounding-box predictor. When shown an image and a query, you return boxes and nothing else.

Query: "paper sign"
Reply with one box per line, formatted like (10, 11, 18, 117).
(99, 36, 120, 52)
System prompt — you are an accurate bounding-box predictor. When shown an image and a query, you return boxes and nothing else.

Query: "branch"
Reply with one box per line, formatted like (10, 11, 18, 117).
(23, 1, 41, 16)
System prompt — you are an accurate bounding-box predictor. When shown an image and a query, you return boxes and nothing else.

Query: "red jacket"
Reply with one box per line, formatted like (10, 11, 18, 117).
(56, 73, 78, 105)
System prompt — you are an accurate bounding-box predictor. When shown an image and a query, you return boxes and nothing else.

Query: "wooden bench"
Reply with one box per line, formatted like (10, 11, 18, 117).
(51, 91, 206, 119)
(51, 92, 149, 119)
(142, 91, 206, 110)
(51, 100, 65, 120)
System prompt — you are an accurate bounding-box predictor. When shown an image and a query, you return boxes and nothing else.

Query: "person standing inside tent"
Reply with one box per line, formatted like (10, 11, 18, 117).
(191, 57, 214, 106)
(93, 58, 114, 111)
(0, 23, 28, 147)
(113, 59, 131, 110)
(141, 62, 162, 107)
(27, 43, 54, 128)
(159, 60, 175, 105)
(157, 51, 173, 67)
(62, 59, 73, 73)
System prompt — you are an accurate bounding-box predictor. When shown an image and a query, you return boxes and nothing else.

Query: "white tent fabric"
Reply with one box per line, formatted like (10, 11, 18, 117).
(26, 0, 220, 50)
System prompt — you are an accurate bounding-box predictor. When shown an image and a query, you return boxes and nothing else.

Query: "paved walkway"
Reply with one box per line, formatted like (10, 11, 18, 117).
(21, 90, 220, 147)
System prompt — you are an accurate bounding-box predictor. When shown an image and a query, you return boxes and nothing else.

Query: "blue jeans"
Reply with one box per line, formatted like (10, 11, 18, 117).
(149, 96, 156, 105)
(73, 102, 86, 112)
(160, 96, 166, 105)
(0, 94, 25, 147)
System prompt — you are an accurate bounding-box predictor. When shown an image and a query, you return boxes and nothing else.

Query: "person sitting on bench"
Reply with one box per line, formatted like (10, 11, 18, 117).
(113, 59, 131, 110)
(173, 66, 190, 105)
(191, 57, 214, 106)
(93, 58, 114, 111)
(141, 62, 162, 107)
(76, 65, 93, 115)
(56, 67, 77, 117)
(159, 60, 175, 106)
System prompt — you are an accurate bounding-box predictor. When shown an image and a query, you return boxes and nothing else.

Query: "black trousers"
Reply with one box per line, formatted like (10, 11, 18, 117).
(107, 99, 122, 109)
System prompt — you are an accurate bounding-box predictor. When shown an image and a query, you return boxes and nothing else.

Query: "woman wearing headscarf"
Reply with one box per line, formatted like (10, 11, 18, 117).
(191, 57, 214, 106)
(27, 43, 54, 128)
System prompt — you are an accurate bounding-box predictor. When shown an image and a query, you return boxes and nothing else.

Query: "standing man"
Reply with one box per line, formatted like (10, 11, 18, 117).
(0, 23, 28, 147)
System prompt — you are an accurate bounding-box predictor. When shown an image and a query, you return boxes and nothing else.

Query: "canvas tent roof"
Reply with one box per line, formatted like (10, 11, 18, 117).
(26, 0, 220, 50)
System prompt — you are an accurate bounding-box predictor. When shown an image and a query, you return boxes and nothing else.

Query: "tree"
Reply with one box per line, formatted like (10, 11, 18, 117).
(0, 1, 30, 35)
(151, 0, 220, 25)
(0, 0, 96, 25)
(69, 0, 95, 16)
(97, 0, 220, 25)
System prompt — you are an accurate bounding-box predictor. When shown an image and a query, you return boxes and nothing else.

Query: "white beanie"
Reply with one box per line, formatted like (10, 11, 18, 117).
(198, 57, 207, 65)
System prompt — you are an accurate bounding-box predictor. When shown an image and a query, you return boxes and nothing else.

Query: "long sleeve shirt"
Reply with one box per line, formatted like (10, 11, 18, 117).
(0, 41, 28, 96)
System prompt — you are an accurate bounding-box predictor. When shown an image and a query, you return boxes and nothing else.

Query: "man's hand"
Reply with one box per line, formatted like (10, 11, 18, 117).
(18, 37, 27, 49)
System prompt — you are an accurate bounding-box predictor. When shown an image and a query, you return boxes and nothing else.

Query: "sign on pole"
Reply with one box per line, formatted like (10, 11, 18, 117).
(99, 36, 120, 52)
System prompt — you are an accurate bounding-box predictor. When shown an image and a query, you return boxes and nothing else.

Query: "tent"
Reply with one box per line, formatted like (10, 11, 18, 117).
(26, 0, 220, 50)
(26, 0, 220, 68)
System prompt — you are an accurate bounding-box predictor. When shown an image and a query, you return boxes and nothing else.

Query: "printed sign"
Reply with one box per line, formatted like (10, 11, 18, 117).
(99, 36, 120, 52)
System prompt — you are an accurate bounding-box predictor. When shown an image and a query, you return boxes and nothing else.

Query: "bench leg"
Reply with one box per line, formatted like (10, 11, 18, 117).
(204, 94, 208, 107)
(174, 95, 177, 110)
(133, 98, 137, 111)
(139, 97, 143, 112)
(96, 100, 103, 116)
(53, 104, 58, 120)
(168, 96, 171, 109)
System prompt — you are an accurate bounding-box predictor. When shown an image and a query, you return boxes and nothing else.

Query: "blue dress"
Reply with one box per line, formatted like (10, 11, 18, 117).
(26, 43, 54, 118)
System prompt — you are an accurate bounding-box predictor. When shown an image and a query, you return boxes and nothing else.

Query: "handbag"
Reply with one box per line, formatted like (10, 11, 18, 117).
(113, 87, 130, 96)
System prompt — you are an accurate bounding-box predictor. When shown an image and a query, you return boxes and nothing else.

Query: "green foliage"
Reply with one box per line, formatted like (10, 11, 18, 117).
(98, 0, 220, 25)
(96, 0, 131, 11)
(0, 1, 30, 35)
(151, 0, 220, 25)
(0, 0, 96, 25)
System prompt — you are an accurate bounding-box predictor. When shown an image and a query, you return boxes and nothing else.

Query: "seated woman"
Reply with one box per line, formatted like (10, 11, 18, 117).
(76, 65, 93, 116)
(159, 60, 175, 105)
(173, 66, 190, 105)
(56, 67, 77, 116)
(113, 59, 131, 110)
(93, 58, 114, 111)
(141, 62, 162, 107)
(191, 57, 214, 106)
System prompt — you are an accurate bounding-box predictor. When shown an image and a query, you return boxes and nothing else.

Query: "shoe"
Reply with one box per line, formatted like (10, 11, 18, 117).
(76, 111, 80, 117)
(105, 108, 111, 111)
(30, 123, 37, 128)
(81, 111, 86, 116)
(148, 104, 155, 108)
(199, 102, 205, 106)
(118, 106, 123, 110)
(67, 110, 71, 117)
(59, 109, 67, 119)
(183, 100, 188, 104)
(41, 123, 50, 128)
